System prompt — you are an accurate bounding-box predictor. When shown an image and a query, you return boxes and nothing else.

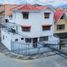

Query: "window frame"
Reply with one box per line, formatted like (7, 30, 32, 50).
(15, 39, 18, 41)
(25, 38, 31, 43)
(5, 19, 9, 23)
(21, 26, 31, 32)
(57, 24, 65, 30)
(22, 12, 29, 19)
(42, 25, 51, 31)
(21, 38, 24, 40)
(44, 12, 51, 19)
(39, 36, 48, 41)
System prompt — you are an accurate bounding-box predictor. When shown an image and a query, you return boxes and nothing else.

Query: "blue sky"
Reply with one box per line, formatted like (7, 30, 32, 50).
(1, 0, 67, 7)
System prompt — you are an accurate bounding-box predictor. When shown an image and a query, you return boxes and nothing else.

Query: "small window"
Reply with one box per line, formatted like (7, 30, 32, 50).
(5, 19, 9, 23)
(3, 35, 4, 40)
(39, 36, 48, 41)
(21, 26, 31, 32)
(44, 13, 50, 19)
(21, 38, 24, 40)
(57, 24, 65, 30)
(25, 38, 31, 43)
(22, 12, 29, 19)
(11, 29, 16, 33)
(15, 39, 18, 41)
(42, 25, 51, 31)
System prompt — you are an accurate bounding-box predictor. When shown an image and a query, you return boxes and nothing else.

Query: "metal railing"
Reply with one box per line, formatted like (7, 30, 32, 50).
(11, 41, 54, 56)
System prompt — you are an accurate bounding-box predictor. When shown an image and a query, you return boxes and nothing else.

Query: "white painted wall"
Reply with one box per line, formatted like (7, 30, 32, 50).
(12, 9, 54, 38)
(1, 28, 12, 50)
(1, 28, 26, 50)
(1, 8, 59, 51)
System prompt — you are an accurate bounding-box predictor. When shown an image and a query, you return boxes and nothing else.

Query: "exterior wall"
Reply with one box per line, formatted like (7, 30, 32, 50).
(54, 18, 67, 33)
(1, 28, 12, 50)
(48, 36, 59, 44)
(1, 7, 60, 51)
(12, 9, 54, 38)
(0, 5, 5, 37)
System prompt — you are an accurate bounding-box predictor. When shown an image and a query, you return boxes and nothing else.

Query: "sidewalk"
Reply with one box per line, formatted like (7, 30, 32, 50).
(0, 53, 67, 67)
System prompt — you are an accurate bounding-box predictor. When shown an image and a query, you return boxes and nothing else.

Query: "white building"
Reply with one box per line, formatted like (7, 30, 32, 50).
(1, 4, 59, 55)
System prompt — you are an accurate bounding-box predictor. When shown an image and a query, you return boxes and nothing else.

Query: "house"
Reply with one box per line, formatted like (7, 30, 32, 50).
(0, 5, 5, 37)
(54, 8, 67, 39)
(0, 5, 5, 23)
(1, 4, 59, 55)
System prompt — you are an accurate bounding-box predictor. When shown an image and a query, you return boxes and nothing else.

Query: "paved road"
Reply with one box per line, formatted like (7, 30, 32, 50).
(0, 53, 67, 67)
(0, 41, 67, 67)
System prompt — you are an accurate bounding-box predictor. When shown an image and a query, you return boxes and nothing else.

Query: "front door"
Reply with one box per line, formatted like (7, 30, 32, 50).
(33, 38, 38, 48)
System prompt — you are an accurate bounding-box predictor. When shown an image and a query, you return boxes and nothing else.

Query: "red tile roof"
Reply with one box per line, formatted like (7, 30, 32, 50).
(13, 4, 48, 11)
(4, 4, 18, 16)
(54, 8, 64, 23)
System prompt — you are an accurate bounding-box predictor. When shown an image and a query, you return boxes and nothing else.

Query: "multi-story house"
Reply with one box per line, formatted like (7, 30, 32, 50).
(54, 8, 67, 39)
(1, 4, 59, 55)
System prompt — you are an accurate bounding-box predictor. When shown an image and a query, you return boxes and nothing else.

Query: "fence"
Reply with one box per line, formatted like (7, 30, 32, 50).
(11, 41, 54, 56)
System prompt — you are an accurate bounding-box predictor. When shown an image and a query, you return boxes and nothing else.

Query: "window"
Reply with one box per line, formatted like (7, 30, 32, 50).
(21, 26, 31, 32)
(21, 38, 24, 40)
(3, 35, 4, 40)
(11, 28, 16, 33)
(25, 38, 31, 43)
(44, 13, 50, 19)
(42, 25, 51, 31)
(39, 36, 48, 41)
(5, 19, 9, 23)
(22, 12, 29, 19)
(61, 14, 65, 19)
(15, 39, 18, 41)
(57, 24, 65, 30)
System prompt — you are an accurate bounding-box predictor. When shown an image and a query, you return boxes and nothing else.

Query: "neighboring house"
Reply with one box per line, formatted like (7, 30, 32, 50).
(1, 4, 59, 55)
(54, 8, 67, 39)
(0, 5, 5, 24)
(0, 5, 5, 37)
(4, 4, 18, 21)
(0, 4, 18, 27)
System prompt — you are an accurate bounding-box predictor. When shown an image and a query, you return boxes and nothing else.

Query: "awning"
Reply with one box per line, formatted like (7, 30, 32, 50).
(42, 24, 52, 26)
(21, 25, 31, 27)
